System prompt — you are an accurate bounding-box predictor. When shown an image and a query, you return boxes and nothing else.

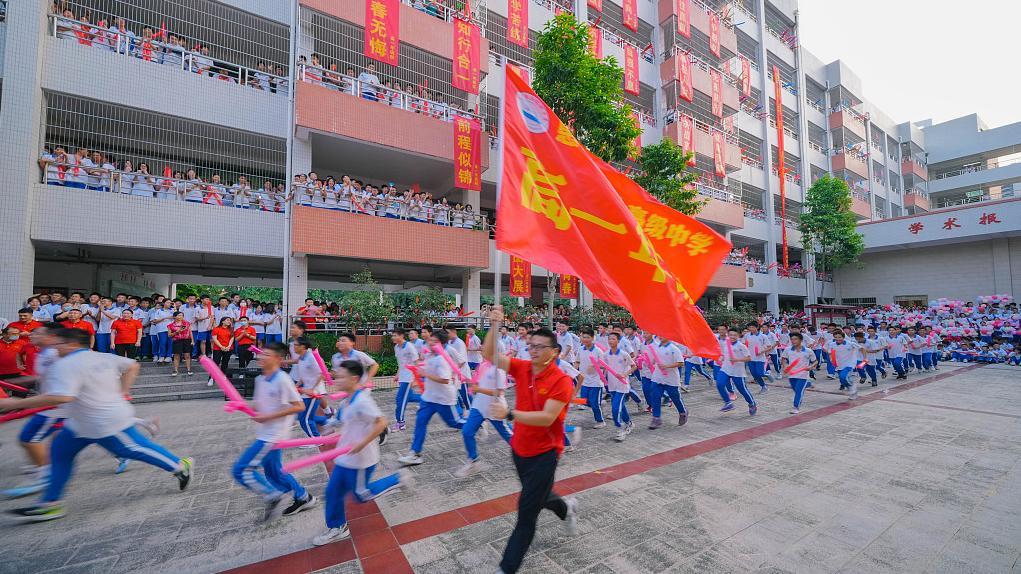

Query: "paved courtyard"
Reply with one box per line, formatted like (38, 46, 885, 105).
(2, 363, 1020, 574)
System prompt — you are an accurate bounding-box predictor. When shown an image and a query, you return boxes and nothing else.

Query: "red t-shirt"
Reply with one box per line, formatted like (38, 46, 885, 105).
(0, 339, 27, 375)
(234, 327, 257, 345)
(506, 358, 574, 457)
(62, 320, 96, 335)
(111, 318, 143, 344)
(211, 327, 234, 350)
(8, 320, 43, 337)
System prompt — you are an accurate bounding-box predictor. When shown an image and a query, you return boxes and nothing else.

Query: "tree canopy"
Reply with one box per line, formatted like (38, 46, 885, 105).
(634, 139, 706, 216)
(799, 175, 865, 273)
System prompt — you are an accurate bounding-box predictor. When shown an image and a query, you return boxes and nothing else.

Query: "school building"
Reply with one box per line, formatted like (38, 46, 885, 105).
(0, 0, 1018, 318)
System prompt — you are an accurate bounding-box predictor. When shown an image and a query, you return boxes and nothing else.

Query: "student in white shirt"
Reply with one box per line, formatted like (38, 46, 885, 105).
(861, 327, 889, 386)
(886, 326, 908, 379)
(678, 343, 712, 388)
(230, 343, 315, 523)
(313, 359, 412, 546)
(742, 322, 769, 393)
(263, 304, 284, 344)
(331, 333, 379, 385)
(649, 338, 687, 430)
(292, 338, 326, 439)
(781, 333, 817, 414)
(602, 333, 638, 440)
(148, 299, 174, 363)
(719, 328, 757, 414)
(391, 329, 421, 432)
(443, 325, 472, 418)
(465, 326, 483, 369)
(825, 331, 863, 399)
(577, 330, 607, 429)
(454, 359, 512, 478)
(398, 330, 464, 466)
(2, 329, 192, 521)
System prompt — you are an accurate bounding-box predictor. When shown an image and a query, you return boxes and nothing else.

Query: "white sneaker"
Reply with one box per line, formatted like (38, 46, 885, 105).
(453, 459, 481, 478)
(563, 497, 579, 536)
(569, 426, 582, 446)
(591, 421, 606, 429)
(398, 453, 424, 466)
(789, 408, 800, 414)
(624, 421, 634, 435)
(398, 468, 416, 491)
(207, 378, 215, 387)
(313, 525, 351, 546)
(614, 429, 626, 442)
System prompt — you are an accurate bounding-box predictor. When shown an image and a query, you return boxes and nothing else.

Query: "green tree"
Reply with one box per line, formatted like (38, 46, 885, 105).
(701, 294, 759, 328)
(403, 287, 450, 326)
(799, 175, 865, 282)
(532, 13, 641, 163)
(634, 139, 705, 216)
(341, 268, 394, 329)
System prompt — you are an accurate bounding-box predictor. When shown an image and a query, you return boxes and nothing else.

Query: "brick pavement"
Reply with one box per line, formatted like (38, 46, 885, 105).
(2, 364, 1019, 573)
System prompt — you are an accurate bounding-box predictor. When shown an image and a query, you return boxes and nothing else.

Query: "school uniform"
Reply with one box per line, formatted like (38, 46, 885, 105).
(887, 333, 908, 377)
(781, 346, 815, 410)
(264, 313, 284, 344)
(577, 344, 605, 425)
(907, 334, 925, 371)
(826, 339, 862, 394)
(742, 332, 768, 390)
(861, 336, 888, 383)
(408, 353, 463, 455)
(94, 307, 117, 353)
(293, 350, 326, 438)
(461, 364, 513, 461)
(602, 347, 637, 431)
(719, 340, 756, 411)
(678, 343, 711, 387)
(650, 342, 687, 422)
(465, 334, 483, 370)
(393, 341, 421, 426)
(444, 339, 472, 417)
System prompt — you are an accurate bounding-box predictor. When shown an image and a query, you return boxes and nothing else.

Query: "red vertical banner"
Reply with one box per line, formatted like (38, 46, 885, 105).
(740, 55, 751, 97)
(709, 12, 721, 58)
(364, 0, 399, 66)
(588, 26, 603, 59)
(773, 65, 789, 269)
(623, 0, 638, 32)
(677, 52, 693, 102)
(454, 117, 482, 191)
(713, 131, 726, 177)
(508, 0, 528, 48)
(710, 69, 723, 118)
(676, 0, 691, 39)
(623, 44, 640, 95)
(679, 115, 696, 166)
(452, 19, 480, 94)
(629, 111, 642, 160)
(509, 256, 532, 297)
(588, 0, 602, 11)
(559, 274, 579, 299)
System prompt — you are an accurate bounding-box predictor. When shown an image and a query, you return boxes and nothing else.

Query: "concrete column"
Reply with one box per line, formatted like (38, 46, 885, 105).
(461, 269, 481, 313)
(579, 282, 594, 309)
(0, 1, 47, 315)
(755, 0, 779, 314)
(285, 255, 309, 316)
(991, 238, 1014, 296)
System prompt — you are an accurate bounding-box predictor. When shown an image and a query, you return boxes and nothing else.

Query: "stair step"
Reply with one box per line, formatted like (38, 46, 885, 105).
(130, 381, 218, 395)
(131, 390, 224, 403)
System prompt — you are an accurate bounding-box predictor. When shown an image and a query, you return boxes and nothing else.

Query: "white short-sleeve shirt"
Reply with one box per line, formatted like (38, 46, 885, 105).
(46, 350, 137, 439)
(253, 370, 302, 442)
(333, 389, 383, 469)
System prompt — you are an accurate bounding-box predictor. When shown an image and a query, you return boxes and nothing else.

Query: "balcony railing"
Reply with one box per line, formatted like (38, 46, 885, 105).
(299, 66, 485, 128)
(773, 215, 798, 229)
(666, 46, 738, 89)
(937, 194, 994, 208)
(816, 271, 834, 282)
(295, 184, 491, 230)
(808, 141, 825, 154)
(851, 190, 869, 202)
(696, 182, 738, 204)
(741, 202, 766, 221)
(402, 0, 483, 25)
(531, 0, 574, 14)
(48, 14, 289, 95)
(768, 118, 799, 140)
(765, 70, 797, 97)
(598, 26, 656, 64)
(872, 208, 885, 220)
(39, 161, 287, 211)
(932, 156, 1021, 180)
(770, 166, 802, 185)
(807, 99, 825, 113)
(830, 103, 867, 125)
(764, 24, 797, 50)
(742, 155, 763, 169)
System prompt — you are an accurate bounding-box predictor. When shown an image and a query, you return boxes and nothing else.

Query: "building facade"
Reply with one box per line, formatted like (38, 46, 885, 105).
(0, 0, 1016, 318)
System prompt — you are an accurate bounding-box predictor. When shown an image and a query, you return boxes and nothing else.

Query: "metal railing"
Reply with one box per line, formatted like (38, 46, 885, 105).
(596, 25, 656, 65)
(531, 0, 574, 14)
(768, 118, 799, 140)
(39, 161, 287, 210)
(937, 195, 992, 208)
(808, 141, 825, 154)
(742, 203, 767, 221)
(299, 65, 485, 128)
(293, 184, 491, 230)
(807, 99, 825, 113)
(851, 190, 869, 202)
(48, 14, 289, 95)
(403, 0, 482, 25)
(773, 215, 798, 229)
(770, 166, 802, 185)
(872, 208, 885, 220)
(696, 182, 738, 204)
(742, 155, 763, 169)
(932, 156, 1021, 180)
(291, 313, 491, 333)
(816, 271, 834, 282)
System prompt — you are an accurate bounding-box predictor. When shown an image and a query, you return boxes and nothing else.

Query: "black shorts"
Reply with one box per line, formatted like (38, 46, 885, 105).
(172, 339, 193, 354)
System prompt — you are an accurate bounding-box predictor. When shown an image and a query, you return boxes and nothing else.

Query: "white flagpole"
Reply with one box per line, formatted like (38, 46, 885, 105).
(492, 56, 509, 308)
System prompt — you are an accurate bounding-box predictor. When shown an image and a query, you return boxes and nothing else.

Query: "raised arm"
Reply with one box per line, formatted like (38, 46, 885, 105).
(482, 306, 511, 372)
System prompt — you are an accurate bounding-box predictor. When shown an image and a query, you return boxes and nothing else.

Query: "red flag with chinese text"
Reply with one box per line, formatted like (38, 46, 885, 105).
(454, 117, 482, 191)
(623, 44, 640, 95)
(497, 67, 728, 358)
(677, 52, 693, 103)
(676, 0, 691, 38)
(623, 0, 638, 32)
(629, 111, 642, 160)
(589, 26, 603, 59)
(679, 114, 696, 167)
(509, 256, 532, 297)
(364, 0, 399, 66)
(710, 69, 723, 118)
(559, 275, 579, 299)
(508, 0, 528, 48)
(713, 131, 726, 177)
(740, 56, 751, 97)
(709, 12, 721, 57)
(453, 20, 480, 94)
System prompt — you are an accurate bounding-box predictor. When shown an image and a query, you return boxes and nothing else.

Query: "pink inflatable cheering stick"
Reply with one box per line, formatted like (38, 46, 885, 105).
(311, 349, 335, 386)
(0, 406, 55, 424)
(0, 379, 29, 393)
(646, 344, 663, 371)
(249, 346, 263, 354)
(199, 356, 256, 417)
(470, 360, 492, 386)
(594, 342, 608, 352)
(430, 344, 463, 381)
(595, 357, 627, 383)
(281, 445, 353, 473)
(273, 435, 341, 450)
(588, 355, 610, 386)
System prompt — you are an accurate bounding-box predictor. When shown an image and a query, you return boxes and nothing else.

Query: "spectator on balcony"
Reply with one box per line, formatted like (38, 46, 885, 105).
(191, 44, 213, 76)
(115, 159, 135, 195)
(462, 204, 477, 229)
(304, 54, 323, 84)
(357, 63, 381, 101)
(133, 162, 158, 197)
(205, 174, 227, 205)
(162, 35, 184, 68)
(254, 62, 272, 91)
(323, 63, 343, 91)
(451, 203, 465, 228)
(433, 197, 450, 225)
(60, 147, 89, 189)
(109, 17, 135, 55)
(232, 175, 253, 208)
(273, 65, 289, 95)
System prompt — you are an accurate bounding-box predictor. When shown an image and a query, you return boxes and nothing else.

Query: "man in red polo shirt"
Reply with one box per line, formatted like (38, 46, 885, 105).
(0, 326, 28, 379)
(484, 306, 578, 574)
(8, 309, 44, 374)
(61, 308, 96, 350)
(111, 308, 143, 359)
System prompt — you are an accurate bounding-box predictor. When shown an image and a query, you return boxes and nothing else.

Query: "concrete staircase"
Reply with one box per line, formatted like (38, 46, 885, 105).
(129, 360, 223, 403)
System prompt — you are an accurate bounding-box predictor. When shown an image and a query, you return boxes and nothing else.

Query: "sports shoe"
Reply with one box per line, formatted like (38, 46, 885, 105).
(378, 428, 389, 446)
(826, 374, 835, 380)
(389, 422, 403, 433)
(720, 402, 735, 412)
(563, 497, 579, 536)
(568, 426, 582, 446)
(398, 453, 424, 466)
(207, 378, 215, 387)
(283, 495, 318, 516)
(680, 385, 689, 393)
(614, 429, 626, 442)
(758, 386, 768, 395)
(789, 408, 800, 414)
(264, 495, 288, 522)
(3, 479, 48, 499)
(397, 421, 406, 432)
(115, 458, 129, 474)
(749, 404, 758, 416)
(187, 371, 194, 376)
(313, 525, 351, 546)
(881, 371, 888, 380)
(591, 421, 606, 429)
(175, 458, 193, 490)
(624, 421, 634, 435)
(398, 467, 416, 491)
(453, 459, 481, 478)
(648, 416, 662, 429)
(848, 391, 859, 400)
(871, 381, 878, 387)
(677, 412, 688, 426)
(139, 417, 161, 437)
(10, 503, 65, 522)
(171, 371, 179, 377)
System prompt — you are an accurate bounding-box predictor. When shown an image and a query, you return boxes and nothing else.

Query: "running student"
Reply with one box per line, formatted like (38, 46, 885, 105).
(454, 359, 513, 478)
(827, 331, 862, 399)
(718, 328, 757, 415)
(2, 328, 192, 522)
(230, 342, 316, 522)
(331, 332, 379, 384)
(576, 329, 606, 429)
(780, 333, 817, 414)
(313, 360, 413, 546)
(391, 329, 421, 432)
(291, 337, 327, 439)
(649, 338, 687, 429)
(602, 333, 637, 441)
(398, 329, 464, 466)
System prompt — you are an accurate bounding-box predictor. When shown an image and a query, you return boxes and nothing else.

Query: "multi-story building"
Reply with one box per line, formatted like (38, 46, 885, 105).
(0, 0, 1016, 318)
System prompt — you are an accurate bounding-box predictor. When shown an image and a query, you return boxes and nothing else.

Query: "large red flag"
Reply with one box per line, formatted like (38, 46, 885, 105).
(497, 68, 728, 358)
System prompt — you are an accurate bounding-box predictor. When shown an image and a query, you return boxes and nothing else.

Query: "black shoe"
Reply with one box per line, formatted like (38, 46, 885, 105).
(174, 457, 193, 491)
(378, 427, 389, 446)
(283, 495, 318, 516)
(871, 382, 878, 387)
(264, 496, 288, 522)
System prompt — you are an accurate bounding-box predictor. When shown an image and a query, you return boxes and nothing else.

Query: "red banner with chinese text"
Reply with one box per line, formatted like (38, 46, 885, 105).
(710, 69, 723, 118)
(452, 19, 480, 94)
(630, 112, 642, 160)
(709, 12, 721, 57)
(589, 26, 603, 59)
(509, 256, 532, 297)
(497, 68, 729, 358)
(508, 0, 528, 48)
(713, 131, 726, 177)
(773, 65, 789, 269)
(624, 44, 640, 95)
(454, 117, 481, 191)
(677, 52, 693, 103)
(740, 56, 751, 97)
(588, 0, 602, 11)
(676, 0, 691, 39)
(364, 0, 399, 66)
(559, 274, 579, 299)
(623, 0, 638, 31)
(679, 115, 696, 167)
